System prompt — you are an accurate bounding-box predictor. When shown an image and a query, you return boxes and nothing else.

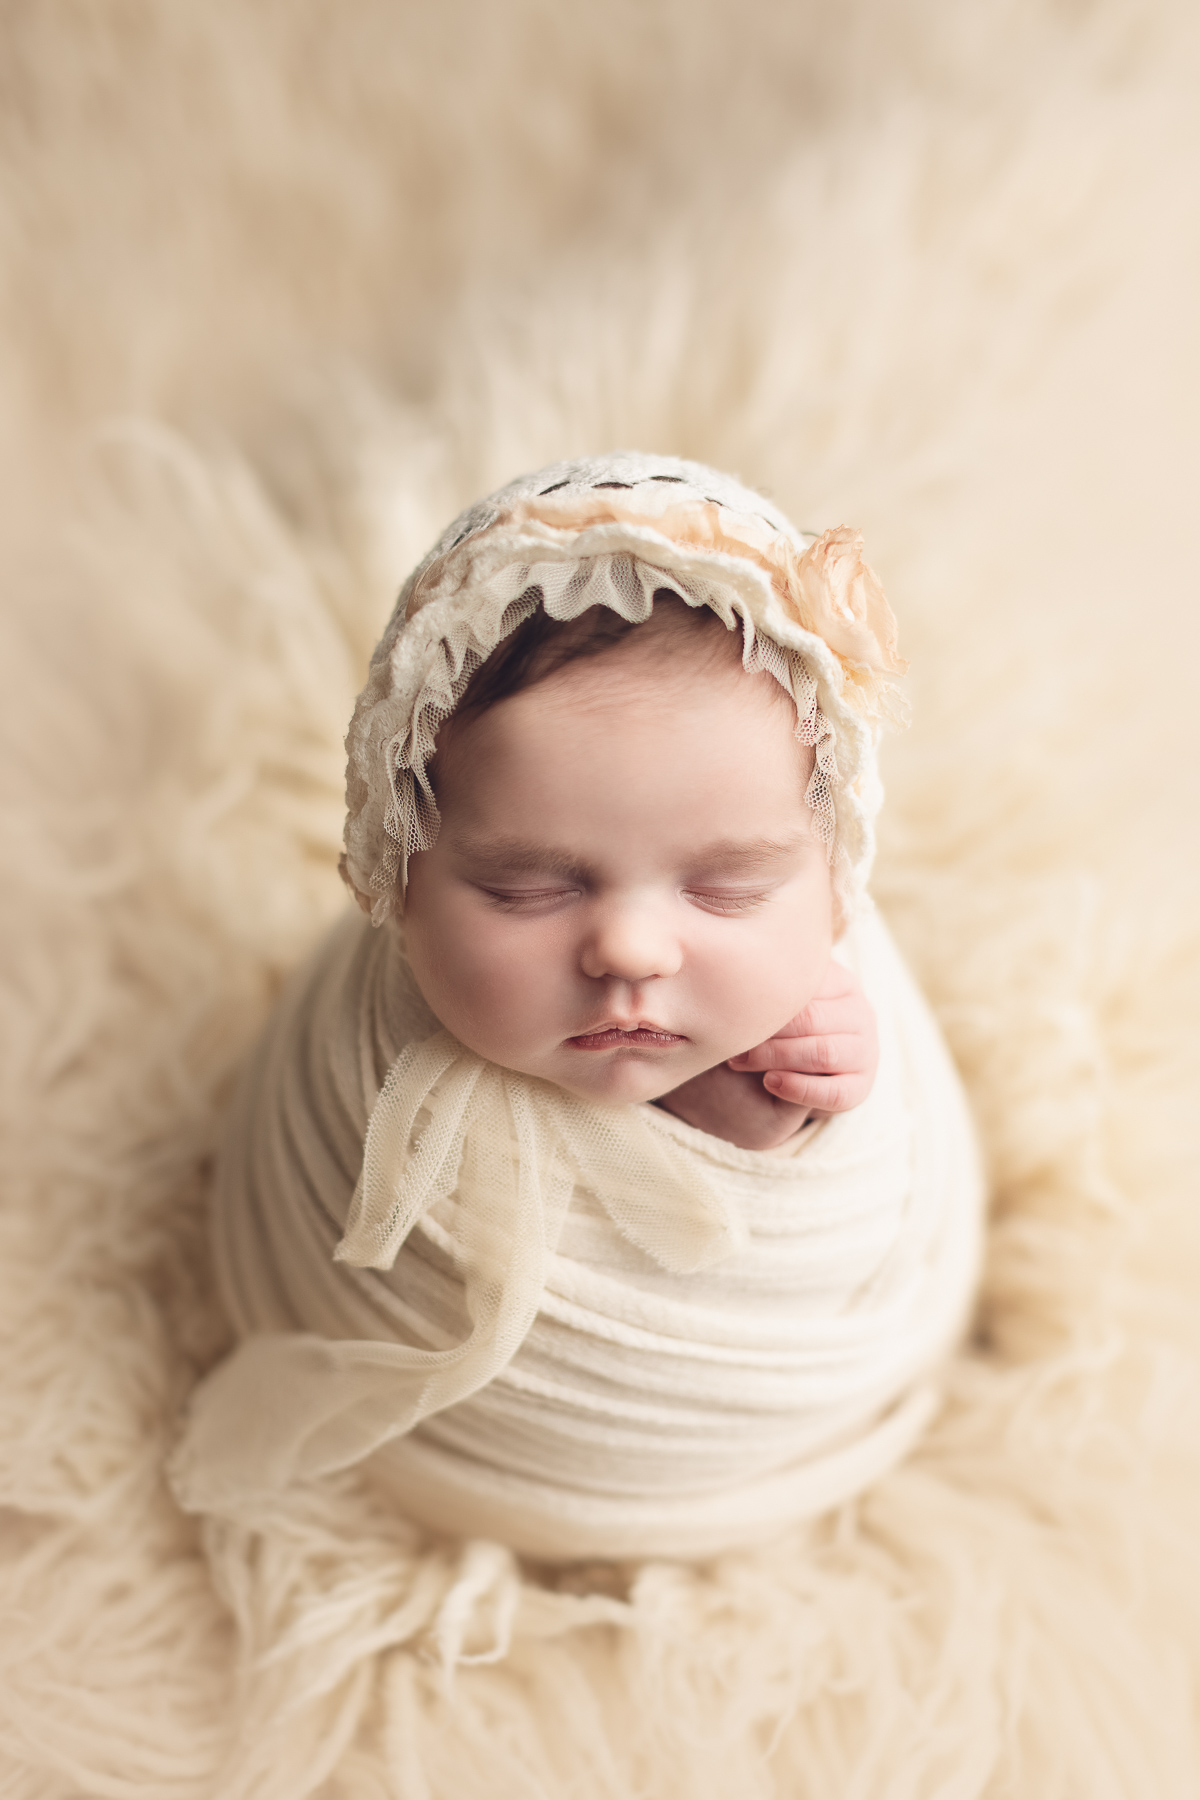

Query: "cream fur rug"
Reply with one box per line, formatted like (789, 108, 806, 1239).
(2, 3, 1199, 1795)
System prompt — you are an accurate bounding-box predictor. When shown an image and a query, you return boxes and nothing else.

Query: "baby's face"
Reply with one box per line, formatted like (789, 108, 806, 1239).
(402, 644, 834, 1107)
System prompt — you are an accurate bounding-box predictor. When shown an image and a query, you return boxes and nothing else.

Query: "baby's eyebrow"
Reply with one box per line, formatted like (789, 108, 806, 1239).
(452, 836, 594, 883)
(453, 832, 813, 884)
(684, 833, 814, 876)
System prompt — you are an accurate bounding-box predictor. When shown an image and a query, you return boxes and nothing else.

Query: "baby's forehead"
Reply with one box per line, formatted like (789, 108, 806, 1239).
(443, 646, 817, 839)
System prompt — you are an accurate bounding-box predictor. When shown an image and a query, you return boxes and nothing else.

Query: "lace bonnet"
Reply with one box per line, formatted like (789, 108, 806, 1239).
(341, 451, 906, 929)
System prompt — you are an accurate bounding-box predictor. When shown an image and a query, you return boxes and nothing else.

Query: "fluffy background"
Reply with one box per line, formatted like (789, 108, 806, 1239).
(1, 2, 1198, 1795)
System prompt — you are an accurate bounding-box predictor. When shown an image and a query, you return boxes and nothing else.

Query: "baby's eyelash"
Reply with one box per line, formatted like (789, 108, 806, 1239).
(684, 889, 770, 914)
(481, 886, 579, 911)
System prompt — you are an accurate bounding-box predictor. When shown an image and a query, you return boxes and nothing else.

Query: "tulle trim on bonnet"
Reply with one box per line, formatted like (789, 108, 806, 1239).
(340, 452, 908, 927)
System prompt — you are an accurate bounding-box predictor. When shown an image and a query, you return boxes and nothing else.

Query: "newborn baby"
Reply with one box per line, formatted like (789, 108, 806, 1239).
(171, 453, 983, 1561)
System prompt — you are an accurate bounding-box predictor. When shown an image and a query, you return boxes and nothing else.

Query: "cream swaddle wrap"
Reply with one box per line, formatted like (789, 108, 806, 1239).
(170, 453, 984, 1558)
(174, 903, 981, 1558)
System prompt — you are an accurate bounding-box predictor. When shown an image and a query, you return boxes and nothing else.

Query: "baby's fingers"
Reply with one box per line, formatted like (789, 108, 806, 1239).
(761, 1069, 873, 1113)
(729, 1033, 868, 1076)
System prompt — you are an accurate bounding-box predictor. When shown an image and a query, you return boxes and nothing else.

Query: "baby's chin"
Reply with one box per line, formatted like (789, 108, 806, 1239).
(531, 1049, 713, 1109)
(450, 1029, 730, 1108)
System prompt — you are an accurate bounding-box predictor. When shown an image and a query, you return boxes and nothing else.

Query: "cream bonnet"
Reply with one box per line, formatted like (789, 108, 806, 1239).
(341, 451, 906, 928)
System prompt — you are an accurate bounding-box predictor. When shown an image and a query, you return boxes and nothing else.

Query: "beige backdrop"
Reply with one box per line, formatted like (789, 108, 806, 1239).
(2, 4, 1198, 1796)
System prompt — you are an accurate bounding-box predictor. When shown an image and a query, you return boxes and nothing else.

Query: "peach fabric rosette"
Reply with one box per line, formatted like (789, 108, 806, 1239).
(777, 523, 908, 713)
(341, 452, 908, 932)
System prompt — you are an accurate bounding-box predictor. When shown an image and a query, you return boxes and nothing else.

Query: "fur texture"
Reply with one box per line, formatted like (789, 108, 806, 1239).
(1, 2, 1198, 1794)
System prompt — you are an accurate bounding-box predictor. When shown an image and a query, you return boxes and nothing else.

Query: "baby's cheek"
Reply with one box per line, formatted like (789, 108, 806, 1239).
(720, 916, 829, 1046)
(693, 949, 780, 1057)
(403, 906, 491, 1038)
(447, 927, 565, 1056)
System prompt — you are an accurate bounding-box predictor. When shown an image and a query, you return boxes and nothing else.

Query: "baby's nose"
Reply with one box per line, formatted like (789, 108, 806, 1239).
(579, 899, 683, 984)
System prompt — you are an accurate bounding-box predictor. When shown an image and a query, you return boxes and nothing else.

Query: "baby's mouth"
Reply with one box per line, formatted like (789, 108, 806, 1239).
(566, 1025, 686, 1051)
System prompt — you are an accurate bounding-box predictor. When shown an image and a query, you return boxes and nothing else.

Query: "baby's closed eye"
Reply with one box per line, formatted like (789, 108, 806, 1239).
(478, 884, 582, 912)
(681, 886, 774, 914)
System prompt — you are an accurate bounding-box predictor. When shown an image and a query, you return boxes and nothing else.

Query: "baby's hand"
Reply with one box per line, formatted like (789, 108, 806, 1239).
(656, 961, 879, 1152)
(727, 959, 879, 1116)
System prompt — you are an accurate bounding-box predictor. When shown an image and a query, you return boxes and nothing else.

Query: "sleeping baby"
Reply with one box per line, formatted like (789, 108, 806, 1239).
(170, 452, 982, 1561)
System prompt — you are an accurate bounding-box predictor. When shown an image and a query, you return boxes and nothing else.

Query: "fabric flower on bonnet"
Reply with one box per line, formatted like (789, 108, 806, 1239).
(779, 525, 908, 724)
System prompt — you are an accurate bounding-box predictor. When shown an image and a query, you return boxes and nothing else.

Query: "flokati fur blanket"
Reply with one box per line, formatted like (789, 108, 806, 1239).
(2, 3, 1200, 1797)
